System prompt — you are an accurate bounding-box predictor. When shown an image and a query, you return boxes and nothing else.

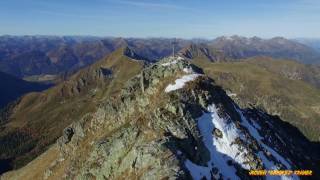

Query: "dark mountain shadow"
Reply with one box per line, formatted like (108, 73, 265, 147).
(0, 71, 52, 110)
(243, 107, 320, 179)
(0, 159, 13, 175)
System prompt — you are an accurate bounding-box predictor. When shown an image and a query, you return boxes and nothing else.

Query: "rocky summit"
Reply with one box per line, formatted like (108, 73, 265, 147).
(2, 57, 319, 180)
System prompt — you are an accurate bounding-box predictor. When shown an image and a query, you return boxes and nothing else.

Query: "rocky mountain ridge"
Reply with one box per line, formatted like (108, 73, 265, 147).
(0, 47, 145, 174)
(2, 57, 318, 179)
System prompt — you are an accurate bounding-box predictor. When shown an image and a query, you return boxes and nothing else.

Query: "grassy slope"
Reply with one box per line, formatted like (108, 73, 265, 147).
(192, 57, 320, 141)
(244, 57, 320, 88)
(1, 145, 61, 180)
(0, 47, 144, 170)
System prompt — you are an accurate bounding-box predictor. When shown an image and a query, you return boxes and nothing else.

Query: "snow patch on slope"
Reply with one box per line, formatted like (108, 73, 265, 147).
(184, 104, 298, 180)
(235, 107, 293, 170)
(164, 60, 202, 92)
(235, 107, 299, 180)
(204, 105, 250, 169)
(161, 56, 184, 67)
(227, 92, 237, 97)
(183, 67, 194, 74)
(161, 60, 178, 66)
(185, 104, 249, 180)
(165, 74, 200, 92)
(177, 56, 184, 60)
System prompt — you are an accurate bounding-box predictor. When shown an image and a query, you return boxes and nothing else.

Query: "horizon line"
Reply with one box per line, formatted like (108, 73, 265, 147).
(1, 34, 320, 40)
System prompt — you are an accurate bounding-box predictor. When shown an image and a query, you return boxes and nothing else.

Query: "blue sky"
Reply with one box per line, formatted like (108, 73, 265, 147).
(0, 0, 319, 38)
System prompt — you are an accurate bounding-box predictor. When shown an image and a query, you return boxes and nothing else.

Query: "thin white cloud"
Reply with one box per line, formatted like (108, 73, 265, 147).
(35, 0, 191, 19)
(37, 10, 107, 19)
(107, 0, 189, 10)
(298, 0, 320, 6)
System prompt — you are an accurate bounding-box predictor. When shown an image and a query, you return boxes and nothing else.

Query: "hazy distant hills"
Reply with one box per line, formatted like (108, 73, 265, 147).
(0, 36, 126, 77)
(1, 35, 320, 79)
(295, 38, 320, 52)
(125, 38, 190, 61)
(208, 36, 320, 64)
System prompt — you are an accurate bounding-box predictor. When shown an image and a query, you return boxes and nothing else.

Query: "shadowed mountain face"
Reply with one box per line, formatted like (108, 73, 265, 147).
(1, 36, 319, 79)
(1, 57, 319, 179)
(125, 38, 190, 61)
(0, 71, 51, 110)
(0, 47, 145, 174)
(179, 44, 230, 62)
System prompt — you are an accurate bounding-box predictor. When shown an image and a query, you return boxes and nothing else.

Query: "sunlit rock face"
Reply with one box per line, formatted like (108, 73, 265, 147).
(2, 57, 319, 180)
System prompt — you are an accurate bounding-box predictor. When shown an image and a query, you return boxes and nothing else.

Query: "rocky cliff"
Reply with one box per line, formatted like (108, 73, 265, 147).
(0, 47, 145, 174)
(2, 57, 319, 180)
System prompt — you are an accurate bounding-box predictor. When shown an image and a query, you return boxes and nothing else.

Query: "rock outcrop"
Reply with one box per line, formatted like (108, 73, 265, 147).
(2, 57, 319, 180)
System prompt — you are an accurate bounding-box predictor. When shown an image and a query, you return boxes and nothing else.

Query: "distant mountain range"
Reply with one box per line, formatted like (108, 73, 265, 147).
(0, 36, 126, 78)
(1, 35, 320, 79)
(295, 38, 320, 52)
(209, 36, 320, 64)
